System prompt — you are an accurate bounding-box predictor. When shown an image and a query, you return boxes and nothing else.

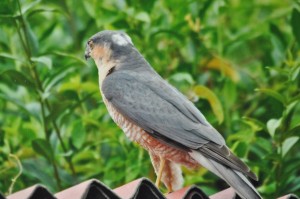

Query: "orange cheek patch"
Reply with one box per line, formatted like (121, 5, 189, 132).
(91, 45, 112, 61)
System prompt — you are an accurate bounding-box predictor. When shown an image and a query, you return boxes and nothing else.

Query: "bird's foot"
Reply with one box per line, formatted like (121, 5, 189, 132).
(155, 156, 166, 189)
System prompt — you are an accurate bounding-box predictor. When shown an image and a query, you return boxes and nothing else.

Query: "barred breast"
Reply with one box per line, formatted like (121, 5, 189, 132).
(101, 95, 198, 169)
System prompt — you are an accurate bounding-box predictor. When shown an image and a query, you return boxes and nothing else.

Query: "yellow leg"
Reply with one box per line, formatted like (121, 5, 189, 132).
(155, 156, 166, 188)
(167, 186, 172, 194)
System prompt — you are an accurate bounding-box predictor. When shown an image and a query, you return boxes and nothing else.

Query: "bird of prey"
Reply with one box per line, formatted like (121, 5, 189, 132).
(85, 30, 262, 199)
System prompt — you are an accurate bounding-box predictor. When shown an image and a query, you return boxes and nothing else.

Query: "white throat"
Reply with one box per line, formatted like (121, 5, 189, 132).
(95, 58, 117, 86)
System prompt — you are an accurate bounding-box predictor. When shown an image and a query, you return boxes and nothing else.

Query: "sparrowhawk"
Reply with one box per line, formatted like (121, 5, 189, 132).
(85, 30, 262, 199)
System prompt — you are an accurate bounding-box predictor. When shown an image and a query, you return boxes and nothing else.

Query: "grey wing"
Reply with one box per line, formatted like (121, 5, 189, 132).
(102, 71, 257, 180)
(102, 71, 216, 149)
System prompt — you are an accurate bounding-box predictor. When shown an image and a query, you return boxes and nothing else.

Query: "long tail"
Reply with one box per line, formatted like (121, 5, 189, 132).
(190, 151, 262, 199)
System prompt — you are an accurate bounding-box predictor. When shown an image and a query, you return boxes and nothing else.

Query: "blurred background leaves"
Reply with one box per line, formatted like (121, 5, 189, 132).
(0, 0, 300, 198)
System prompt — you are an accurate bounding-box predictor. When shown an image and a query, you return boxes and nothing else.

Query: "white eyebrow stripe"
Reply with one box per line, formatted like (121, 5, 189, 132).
(123, 34, 133, 45)
(112, 34, 132, 46)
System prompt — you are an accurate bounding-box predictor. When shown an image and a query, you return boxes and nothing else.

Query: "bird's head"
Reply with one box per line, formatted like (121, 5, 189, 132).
(85, 30, 152, 82)
(85, 30, 134, 64)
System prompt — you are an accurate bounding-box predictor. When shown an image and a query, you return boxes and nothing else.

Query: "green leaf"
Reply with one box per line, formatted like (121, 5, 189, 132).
(24, 20, 39, 55)
(255, 88, 286, 105)
(21, 0, 41, 15)
(0, 69, 35, 89)
(31, 56, 52, 69)
(32, 139, 54, 162)
(39, 23, 57, 41)
(270, 23, 286, 47)
(0, 93, 39, 120)
(182, 38, 196, 63)
(0, 0, 16, 17)
(231, 141, 248, 157)
(83, 1, 96, 18)
(291, 66, 300, 82)
(258, 182, 276, 194)
(135, 12, 150, 23)
(270, 33, 285, 65)
(253, 137, 273, 154)
(43, 66, 75, 94)
(0, 129, 5, 146)
(71, 120, 86, 149)
(222, 80, 237, 108)
(282, 136, 299, 157)
(0, 53, 25, 62)
(284, 101, 299, 118)
(194, 85, 224, 124)
(228, 129, 253, 142)
(95, 8, 122, 27)
(242, 117, 265, 132)
(53, 51, 87, 65)
(22, 159, 57, 191)
(27, 7, 60, 18)
(291, 8, 300, 45)
(169, 72, 195, 85)
(266, 118, 282, 137)
(287, 124, 300, 136)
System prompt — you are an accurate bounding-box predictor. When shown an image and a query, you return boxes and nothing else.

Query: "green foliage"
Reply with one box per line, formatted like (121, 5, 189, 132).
(0, 0, 299, 198)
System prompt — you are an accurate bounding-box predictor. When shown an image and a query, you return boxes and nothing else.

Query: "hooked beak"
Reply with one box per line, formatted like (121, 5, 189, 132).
(85, 44, 91, 60)
(85, 53, 90, 60)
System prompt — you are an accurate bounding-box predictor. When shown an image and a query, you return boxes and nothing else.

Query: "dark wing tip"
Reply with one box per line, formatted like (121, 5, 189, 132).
(203, 144, 259, 181)
(226, 148, 259, 181)
(248, 171, 258, 181)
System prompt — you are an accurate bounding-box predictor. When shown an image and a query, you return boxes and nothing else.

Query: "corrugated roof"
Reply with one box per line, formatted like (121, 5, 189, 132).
(6, 185, 54, 199)
(1, 192, 6, 199)
(3, 178, 299, 199)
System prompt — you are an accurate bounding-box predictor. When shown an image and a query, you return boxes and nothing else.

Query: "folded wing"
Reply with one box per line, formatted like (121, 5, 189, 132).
(102, 70, 256, 180)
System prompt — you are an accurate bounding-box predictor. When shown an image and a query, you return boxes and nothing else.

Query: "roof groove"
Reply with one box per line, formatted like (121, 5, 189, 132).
(3, 178, 299, 199)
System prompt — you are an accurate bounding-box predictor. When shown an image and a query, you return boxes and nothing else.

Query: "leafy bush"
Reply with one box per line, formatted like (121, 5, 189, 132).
(0, 0, 299, 198)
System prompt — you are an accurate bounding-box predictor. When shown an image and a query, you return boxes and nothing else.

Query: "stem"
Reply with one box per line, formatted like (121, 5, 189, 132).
(16, 0, 32, 58)
(8, 154, 23, 195)
(40, 96, 50, 139)
(45, 100, 76, 174)
(52, 160, 62, 190)
(40, 95, 62, 188)
(14, 0, 76, 186)
(15, 1, 63, 187)
(275, 143, 283, 196)
(61, 0, 78, 48)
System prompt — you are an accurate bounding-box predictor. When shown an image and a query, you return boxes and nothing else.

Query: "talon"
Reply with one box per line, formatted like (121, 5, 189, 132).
(155, 156, 166, 189)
